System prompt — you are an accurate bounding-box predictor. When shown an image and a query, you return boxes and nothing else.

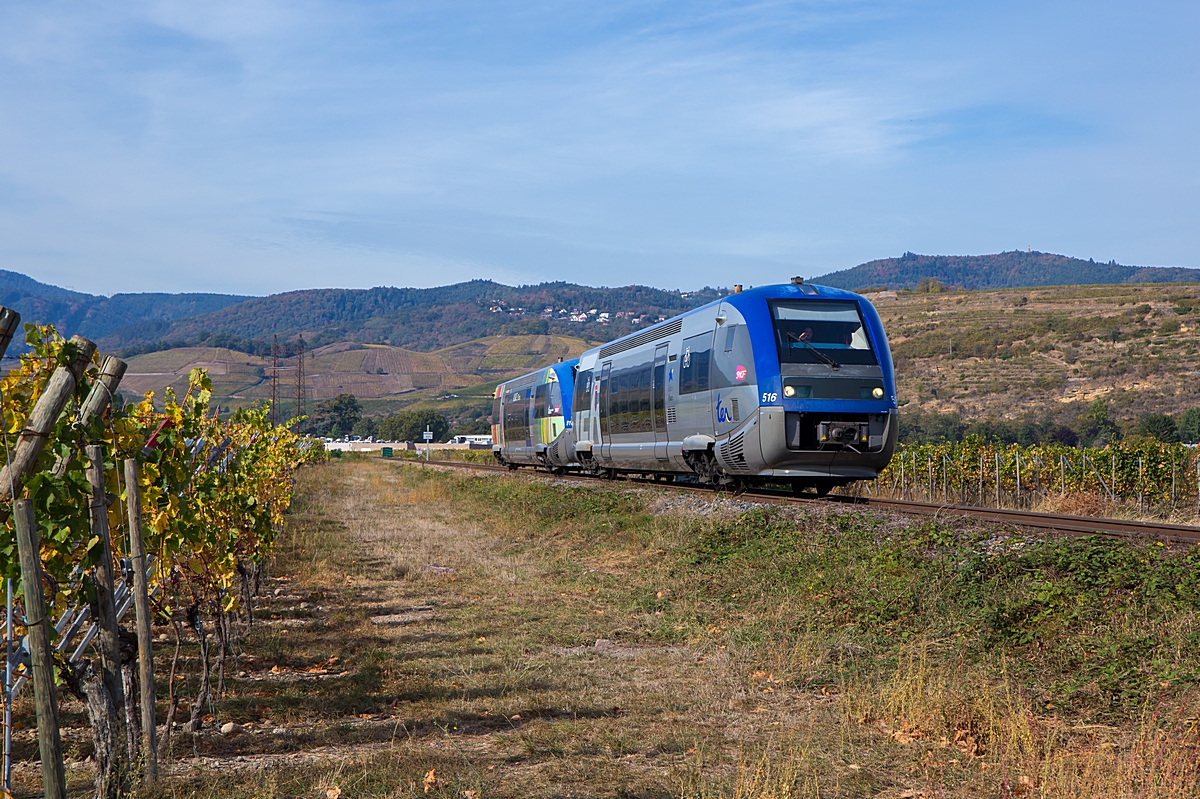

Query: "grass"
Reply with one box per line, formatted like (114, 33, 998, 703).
(61, 459, 1199, 799)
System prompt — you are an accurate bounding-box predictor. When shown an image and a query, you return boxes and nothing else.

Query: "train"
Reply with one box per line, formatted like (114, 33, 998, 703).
(491, 278, 898, 493)
(490, 357, 578, 470)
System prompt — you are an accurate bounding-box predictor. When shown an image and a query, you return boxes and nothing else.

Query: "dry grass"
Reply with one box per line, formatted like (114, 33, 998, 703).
(79, 459, 1198, 799)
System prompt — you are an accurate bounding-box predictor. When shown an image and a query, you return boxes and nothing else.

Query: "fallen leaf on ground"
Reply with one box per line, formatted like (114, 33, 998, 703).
(326, 788, 341, 799)
(424, 768, 441, 793)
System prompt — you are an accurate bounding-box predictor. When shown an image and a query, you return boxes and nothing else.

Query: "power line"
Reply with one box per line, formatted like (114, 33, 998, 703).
(270, 335, 279, 426)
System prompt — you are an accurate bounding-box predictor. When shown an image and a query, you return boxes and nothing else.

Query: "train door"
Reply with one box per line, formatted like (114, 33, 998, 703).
(598, 362, 612, 460)
(710, 302, 755, 435)
(653, 344, 669, 460)
(678, 330, 714, 438)
(523, 386, 533, 448)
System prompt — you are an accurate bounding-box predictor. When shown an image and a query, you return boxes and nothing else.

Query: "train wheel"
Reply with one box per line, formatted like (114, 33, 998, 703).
(506, 462, 518, 471)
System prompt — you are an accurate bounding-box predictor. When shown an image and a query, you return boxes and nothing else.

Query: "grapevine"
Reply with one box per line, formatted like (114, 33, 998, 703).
(876, 436, 1200, 511)
(0, 323, 324, 792)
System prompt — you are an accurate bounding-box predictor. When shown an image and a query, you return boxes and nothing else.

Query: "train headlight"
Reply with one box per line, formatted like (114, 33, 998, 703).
(783, 385, 795, 398)
(872, 387, 885, 399)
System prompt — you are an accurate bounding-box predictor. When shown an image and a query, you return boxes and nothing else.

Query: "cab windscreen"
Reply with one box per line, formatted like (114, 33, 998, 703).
(769, 300, 878, 366)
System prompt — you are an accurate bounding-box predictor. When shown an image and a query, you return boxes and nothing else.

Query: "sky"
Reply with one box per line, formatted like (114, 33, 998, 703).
(1, 0, 1197, 296)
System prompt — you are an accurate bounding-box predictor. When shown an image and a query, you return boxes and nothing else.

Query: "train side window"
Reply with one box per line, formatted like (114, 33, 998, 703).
(629, 370, 638, 431)
(724, 324, 737, 352)
(680, 333, 712, 394)
(615, 373, 627, 433)
(533, 383, 549, 419)
(491, 395, 501, 426)
(573, 369, 592, 416)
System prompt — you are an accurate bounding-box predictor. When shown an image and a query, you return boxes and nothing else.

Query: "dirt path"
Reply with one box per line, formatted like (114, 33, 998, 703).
(140, 458, 807, 799)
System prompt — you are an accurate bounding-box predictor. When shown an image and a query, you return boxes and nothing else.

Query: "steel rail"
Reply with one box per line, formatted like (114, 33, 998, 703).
(400, 458, 1200, 543)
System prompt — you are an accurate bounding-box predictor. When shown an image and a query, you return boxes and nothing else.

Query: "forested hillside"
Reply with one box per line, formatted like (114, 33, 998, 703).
(816, 250, 1199, 291)
(0, 270, 249, 341)
(102, 281, 724, 354)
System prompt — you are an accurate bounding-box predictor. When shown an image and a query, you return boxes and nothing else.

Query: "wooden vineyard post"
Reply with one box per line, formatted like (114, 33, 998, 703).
(0, 336, 95, 522)
(124, 458, 157, 783)
(13, 500, 67, 799)
(1015, 453, 1022, 508)
(85, 445, 128, 762)
(994, 453, 1001, 508)
(52, 355, 127, 479)
(1138, 457, 1144, 514)
(1111, 453, 1117, 506)
(0, 307, 20, 355)
(978, 454, 984, 505)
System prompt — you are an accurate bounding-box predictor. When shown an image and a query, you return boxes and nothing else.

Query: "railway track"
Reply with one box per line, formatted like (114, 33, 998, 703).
(402, 457, 1200, 544)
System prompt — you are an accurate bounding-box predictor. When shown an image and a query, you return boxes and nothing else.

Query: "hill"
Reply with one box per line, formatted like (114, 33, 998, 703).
(0, 270, 250, 342)
(815, 250, 1200, 291)
(121, 334, 589, 423)
(866, 281, 1200, 441)
(101, 280, 724, 354)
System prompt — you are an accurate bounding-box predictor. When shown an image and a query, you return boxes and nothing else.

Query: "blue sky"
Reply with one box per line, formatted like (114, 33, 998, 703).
(1, 1, 1197, 295)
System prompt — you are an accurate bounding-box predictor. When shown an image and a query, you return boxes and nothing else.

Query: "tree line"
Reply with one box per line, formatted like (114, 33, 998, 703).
(306, 393, 474, 441)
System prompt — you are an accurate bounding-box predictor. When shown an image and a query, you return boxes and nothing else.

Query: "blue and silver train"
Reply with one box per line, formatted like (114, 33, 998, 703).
(492, 278, 897, 493)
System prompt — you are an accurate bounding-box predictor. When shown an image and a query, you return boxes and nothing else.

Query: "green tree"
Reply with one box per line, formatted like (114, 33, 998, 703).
(448, 417, 492, 437)
(1073, 400, 1120, 447)
(1138, 412, 1180, 443)
(1179, 408, 1200, 444)
(310, 393, 361, 437)
(351, 416, 377, 439)
(378, 410, 450, 442)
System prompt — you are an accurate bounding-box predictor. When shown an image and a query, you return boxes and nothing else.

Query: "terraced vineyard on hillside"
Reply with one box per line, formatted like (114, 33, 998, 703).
(871, 281, 1200, 424)
(121, 334, 587, 412)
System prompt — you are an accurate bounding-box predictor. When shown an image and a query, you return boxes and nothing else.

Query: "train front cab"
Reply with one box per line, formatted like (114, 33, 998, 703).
(728, 284, 899, 492)
(571, 282, 897, 491)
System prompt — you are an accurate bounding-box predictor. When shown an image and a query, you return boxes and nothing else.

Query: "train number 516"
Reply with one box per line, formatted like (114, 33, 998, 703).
(762, 392, 778, 403)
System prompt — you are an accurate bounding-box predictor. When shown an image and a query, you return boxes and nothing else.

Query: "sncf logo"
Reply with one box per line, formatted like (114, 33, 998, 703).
(735, 365, 747, 381)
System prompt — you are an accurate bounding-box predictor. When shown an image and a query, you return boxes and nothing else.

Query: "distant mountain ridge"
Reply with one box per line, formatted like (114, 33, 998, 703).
(7, 250, 1198, 356)
(0, 270, 251, 343)
(813, 251, 1199, 291)
(103, 280, 725, 354)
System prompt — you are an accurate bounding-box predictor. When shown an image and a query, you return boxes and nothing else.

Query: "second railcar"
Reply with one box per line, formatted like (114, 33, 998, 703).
(569, 279, 898, 492)
(491, 359, 578, 470)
